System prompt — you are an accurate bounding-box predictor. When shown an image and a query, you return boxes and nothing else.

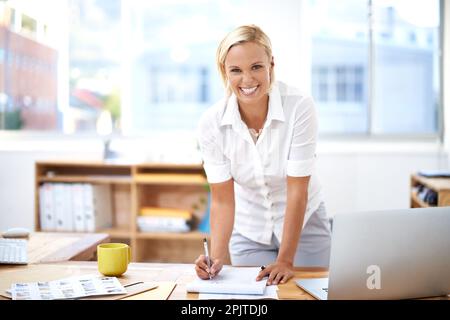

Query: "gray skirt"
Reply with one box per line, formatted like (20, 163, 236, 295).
(229, 202, 332, 268)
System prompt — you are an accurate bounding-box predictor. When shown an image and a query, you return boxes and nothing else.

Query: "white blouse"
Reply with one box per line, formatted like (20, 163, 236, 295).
(197, 81, 323, 245)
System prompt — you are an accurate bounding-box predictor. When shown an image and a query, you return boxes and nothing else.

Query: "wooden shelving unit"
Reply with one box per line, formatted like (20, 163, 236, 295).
(134, 173, 206, 185)
(35, 161, 210, 263)
(410, 174, 450, 208)
(98, 227, 132, 239)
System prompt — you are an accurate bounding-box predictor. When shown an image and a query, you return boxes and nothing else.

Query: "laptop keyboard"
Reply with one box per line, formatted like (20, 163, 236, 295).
(0, 238, 28, 265)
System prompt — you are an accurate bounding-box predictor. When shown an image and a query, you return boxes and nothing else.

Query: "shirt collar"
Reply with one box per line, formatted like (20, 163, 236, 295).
(220, 94, 239, 127)
(220, 82, 285, 128)
(267, 82, 285, 123)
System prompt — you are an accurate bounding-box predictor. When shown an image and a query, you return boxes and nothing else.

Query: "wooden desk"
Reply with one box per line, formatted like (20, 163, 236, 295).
(26, 232, 110, 264)
(0, 261, 327, 300)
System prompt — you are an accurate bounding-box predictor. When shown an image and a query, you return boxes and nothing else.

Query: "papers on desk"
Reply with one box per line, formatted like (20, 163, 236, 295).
(186, 266, 271, 297)
(10, 274, 126, 300)
(199, 285, 278, 300)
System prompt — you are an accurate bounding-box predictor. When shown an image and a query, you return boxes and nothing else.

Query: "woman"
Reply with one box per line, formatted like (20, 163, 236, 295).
(195, 25, 331, 286)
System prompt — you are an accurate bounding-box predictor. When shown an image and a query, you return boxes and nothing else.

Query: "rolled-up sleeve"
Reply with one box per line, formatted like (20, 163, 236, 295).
(286, 97, 318, 177)
(197, 114, 232, 184)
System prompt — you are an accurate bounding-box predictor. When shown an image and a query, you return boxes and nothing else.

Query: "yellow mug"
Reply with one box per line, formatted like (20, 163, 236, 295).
(97, 243, 131, 277)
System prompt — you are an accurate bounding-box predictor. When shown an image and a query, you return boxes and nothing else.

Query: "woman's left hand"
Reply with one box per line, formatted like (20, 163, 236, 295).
(256, 261, 295, 285)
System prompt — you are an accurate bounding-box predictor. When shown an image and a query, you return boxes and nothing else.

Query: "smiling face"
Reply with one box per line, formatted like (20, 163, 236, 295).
(224, 41, 273, 107)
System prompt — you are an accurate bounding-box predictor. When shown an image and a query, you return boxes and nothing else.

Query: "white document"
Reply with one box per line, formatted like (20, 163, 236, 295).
(11, 274, 126, 300)
(39, 183, 56, 231)
(92, 184, 113, 230)
(84, 184, 112, 232)
(199, 285, 279, 300)
(38, 184, 47, 230)
(54, 183, 66, 231)
(186, 266, 267, 295)
(83, 184, 95, 232)
(62, 184, 74, 231)
(72, 183, 86, 232)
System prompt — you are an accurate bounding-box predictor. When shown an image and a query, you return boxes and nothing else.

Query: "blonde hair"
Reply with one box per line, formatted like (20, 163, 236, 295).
(216, 24, 275, 96)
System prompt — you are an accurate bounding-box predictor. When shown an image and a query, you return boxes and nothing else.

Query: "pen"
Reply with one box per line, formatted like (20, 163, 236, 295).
(203, 238, 212, 280)
(259, 265, 269, 280)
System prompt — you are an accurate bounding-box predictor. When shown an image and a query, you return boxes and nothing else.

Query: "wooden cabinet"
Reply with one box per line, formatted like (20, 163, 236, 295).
(410, 174, 450, 208)
(35, 161, 212, 263)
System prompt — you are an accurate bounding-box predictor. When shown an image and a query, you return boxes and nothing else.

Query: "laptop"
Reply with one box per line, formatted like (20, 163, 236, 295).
(296, 206, 450, 300)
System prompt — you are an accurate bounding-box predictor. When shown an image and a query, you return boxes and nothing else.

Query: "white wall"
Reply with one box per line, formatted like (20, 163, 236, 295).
(0, 143, 102, 231)
(317, 142, 448, 215)
(0, 140, 447, 231)
(443, 0, 450, 152)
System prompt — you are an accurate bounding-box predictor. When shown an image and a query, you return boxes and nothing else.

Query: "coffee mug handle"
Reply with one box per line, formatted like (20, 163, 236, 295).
(128, 246, 131, 264)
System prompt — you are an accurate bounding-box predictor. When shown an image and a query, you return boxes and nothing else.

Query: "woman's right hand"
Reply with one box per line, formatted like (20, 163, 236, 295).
(194, 254, 223, 279)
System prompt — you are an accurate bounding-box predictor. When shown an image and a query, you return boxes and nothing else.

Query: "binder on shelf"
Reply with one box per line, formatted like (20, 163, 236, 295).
(53, 183, 74, 232)
(62, 184, 74, 231)
(39, 183, 56, 231)
(53, 183, 66, 231)
(84, 184, 113, 232)
(72, 183, 86, 232)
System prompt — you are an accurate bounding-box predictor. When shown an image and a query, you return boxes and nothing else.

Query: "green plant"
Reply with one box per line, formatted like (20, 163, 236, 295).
(1, 109, 23, 129)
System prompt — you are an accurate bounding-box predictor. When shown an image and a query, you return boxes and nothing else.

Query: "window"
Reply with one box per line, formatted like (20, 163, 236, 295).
(0, 3, 59, 131)
(0, 0, 443, 138)
(313, 65, 365, 104)
(67, 0, 122, 133)
(119, 1, 233, 134)
(21, 14, 37, 36)
(66, 0, 234, 134)
(313, 67, 329, 101)
(310, 0, 441, 135)
(371, 0, 440, 134)
(310, 0, 369, 134)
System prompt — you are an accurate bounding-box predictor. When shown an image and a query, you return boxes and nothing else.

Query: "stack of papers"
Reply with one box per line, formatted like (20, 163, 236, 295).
(186, 266, 278, 299)
(10, 274, 126, 300)
(137, 207, 193, 232)
(137, 216, 191, 232)
(199, 285, 278, 300)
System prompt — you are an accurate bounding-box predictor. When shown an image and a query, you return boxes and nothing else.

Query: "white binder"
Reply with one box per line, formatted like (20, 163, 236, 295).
(72, 183, 86, 232)
(39, 183, 56, 231)
(62, 184, 74, 231)
(54, 183, 66, 231)
(84, 184, 112, 232)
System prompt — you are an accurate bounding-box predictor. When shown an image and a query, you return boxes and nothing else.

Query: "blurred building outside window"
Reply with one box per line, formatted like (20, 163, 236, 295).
(310, 0, 441, 135)
(0, 0, 442, 138)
